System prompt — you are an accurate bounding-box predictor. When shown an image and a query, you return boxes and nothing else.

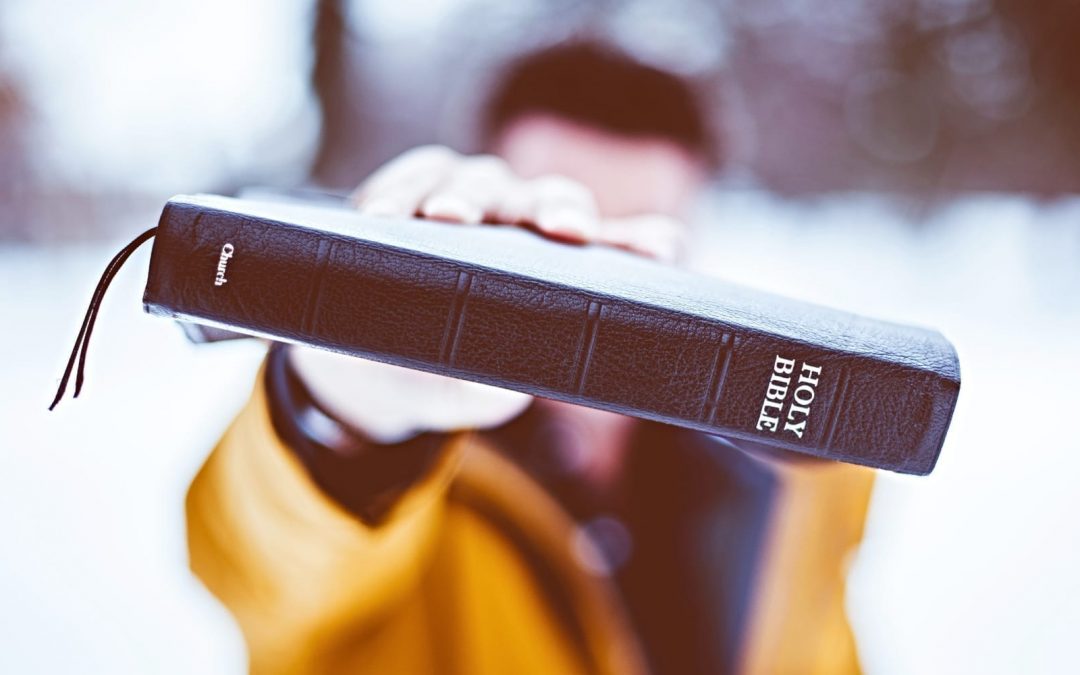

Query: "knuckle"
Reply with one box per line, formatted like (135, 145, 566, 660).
(463, 154, 509, 174)
(532, 174, 586, 196)
(454, 156, 514, 191)
(400, 144, 459, 163)
(378, 145, 459, 178)
(529, 175, 597, 212)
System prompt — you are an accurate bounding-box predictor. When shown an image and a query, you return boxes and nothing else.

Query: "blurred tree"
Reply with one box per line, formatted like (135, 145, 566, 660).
(869, 0, 1080, 194)
(727, 0, 1080, 195)
(304, 0, 1080, 196)
(993, 0, 1080, 184)
(311, 0, 355, 188)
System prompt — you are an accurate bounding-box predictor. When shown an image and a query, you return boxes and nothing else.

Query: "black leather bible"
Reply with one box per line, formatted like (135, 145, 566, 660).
(141, 194, 960, 474)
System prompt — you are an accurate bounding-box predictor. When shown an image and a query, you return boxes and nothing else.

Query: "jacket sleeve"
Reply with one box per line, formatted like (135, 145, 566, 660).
(737, 449, 876, 675)
(185, 357, 466, 674)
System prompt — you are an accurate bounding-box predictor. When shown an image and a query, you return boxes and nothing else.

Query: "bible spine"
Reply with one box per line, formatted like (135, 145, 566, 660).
(143, 199, 960, 475)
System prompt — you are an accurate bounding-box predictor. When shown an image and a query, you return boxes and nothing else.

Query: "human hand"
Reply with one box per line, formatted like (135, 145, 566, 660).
(350, 145, 686, 261)
(291, 145, 687, 444)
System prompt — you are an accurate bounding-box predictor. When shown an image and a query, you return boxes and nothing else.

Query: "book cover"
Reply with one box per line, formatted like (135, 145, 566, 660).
(140, 194, 960, 474)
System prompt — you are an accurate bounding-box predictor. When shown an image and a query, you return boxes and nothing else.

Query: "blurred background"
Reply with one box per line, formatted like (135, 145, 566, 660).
(1, 0, 1078, 672)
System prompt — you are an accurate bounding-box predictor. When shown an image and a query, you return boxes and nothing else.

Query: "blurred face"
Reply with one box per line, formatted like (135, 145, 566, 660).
(493, 113, 707, 220)
(492, 112, 707, 489)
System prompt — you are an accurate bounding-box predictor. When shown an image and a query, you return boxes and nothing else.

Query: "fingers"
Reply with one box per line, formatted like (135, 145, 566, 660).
(596, 214, 688, 263)
(526, 175, 600, 242)
(350, 145, 460, 217)
(352, 147, 523, 226)
(350, 147, 687, 264)
(350, 147, 600, 238)
(418, 155, 515, 224)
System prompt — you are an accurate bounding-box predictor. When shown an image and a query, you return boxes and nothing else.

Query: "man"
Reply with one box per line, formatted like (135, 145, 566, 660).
(187, 43, 874, 674)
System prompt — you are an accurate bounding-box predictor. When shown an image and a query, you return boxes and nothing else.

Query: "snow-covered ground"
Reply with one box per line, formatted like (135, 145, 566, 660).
(1, 191, 1077, 673)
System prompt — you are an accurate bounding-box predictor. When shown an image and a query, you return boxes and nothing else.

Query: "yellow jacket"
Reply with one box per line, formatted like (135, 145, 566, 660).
(187, 361, 875, 674)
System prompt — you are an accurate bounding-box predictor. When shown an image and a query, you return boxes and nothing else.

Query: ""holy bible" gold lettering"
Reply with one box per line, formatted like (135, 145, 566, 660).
(755, 355, 822, 439)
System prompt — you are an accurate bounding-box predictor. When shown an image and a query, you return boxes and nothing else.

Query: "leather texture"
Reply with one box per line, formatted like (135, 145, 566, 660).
(143, 194, 961, 474)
